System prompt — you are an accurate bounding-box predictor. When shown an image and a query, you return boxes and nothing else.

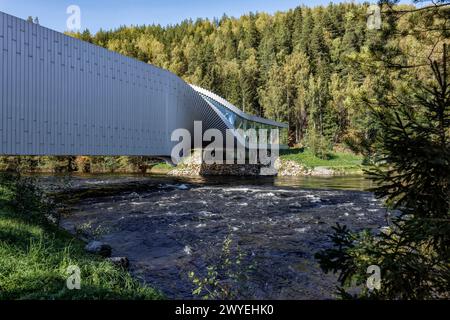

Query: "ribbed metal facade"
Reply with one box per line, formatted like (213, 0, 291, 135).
(0, 11, 286, 158)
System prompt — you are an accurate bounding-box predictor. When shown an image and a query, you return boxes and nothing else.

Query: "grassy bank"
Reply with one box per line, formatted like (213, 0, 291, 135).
(0, 156, 172, 175)
(149, 163, 173, 174)
(280, 148, 364, 173)
(0, 174, 162, 300)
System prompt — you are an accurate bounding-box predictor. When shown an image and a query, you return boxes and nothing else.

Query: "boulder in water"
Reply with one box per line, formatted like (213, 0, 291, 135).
(85, 241, 112, 257)
(107, 256, 129, 269)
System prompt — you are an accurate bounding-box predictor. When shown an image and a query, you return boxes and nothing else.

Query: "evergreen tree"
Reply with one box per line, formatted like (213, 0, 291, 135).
(316, 45, 450, 299)
(299, 9, 314, 60)
(291, 7, 303, 51)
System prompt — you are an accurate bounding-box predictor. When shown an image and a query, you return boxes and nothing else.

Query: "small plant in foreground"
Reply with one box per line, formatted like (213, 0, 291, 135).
(0, 173, 59, 226)
(188, 232, 256, 300)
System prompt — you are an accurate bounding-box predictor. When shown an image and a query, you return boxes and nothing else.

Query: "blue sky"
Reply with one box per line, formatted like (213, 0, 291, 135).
(0, 0, 365, 33)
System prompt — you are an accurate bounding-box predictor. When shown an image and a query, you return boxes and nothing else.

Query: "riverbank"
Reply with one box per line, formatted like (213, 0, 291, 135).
(0, 156, 172, 175)
(276, 154, 364, 176)
(0, 174, 162, 300)
(167, 149, 365, 177)
(1, 149, 365, 177)
(1, 174, 383, 299)
(277, 149, 364, 176)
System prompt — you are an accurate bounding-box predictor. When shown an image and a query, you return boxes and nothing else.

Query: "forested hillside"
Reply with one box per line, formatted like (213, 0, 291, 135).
(70, 2, 436, 148)
(73, 3, 374, 147)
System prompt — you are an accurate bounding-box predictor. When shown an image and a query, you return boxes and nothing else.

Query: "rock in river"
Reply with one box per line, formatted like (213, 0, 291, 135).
(107, 257, 130, 269)
(85, 241, 112, 257)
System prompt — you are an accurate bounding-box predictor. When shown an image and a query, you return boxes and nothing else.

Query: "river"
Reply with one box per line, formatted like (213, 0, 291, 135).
(40, 174, 390, 299)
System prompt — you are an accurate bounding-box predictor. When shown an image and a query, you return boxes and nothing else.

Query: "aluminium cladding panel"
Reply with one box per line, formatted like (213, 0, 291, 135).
(0, 12, 221, 157)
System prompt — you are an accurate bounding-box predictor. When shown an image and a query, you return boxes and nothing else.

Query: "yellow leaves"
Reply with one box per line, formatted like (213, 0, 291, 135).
(106, 38, 127, 55)
(255, 13, 271, 34)
(135, 35, 167, 68)
(284, 52, 310, 83)
(241, 49, 258, 73)
(344, 10, 355, 23)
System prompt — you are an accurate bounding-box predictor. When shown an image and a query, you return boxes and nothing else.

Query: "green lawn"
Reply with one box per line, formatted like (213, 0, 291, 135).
(0, 175, 163, 300)
(150, 162, 173, 174)
(280, 148, 364, 170)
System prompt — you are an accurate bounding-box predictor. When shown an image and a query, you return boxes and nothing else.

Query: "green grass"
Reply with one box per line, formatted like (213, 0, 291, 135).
(0, 176, 163, 300)
(280, 148, 364, 171)
(150, 162, 173, 174)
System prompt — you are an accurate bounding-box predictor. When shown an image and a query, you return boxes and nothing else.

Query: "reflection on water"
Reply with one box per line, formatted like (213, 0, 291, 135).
(34, 173, 375, 192)
(178, 175, 374, 191)
(273, 175, 374, 191)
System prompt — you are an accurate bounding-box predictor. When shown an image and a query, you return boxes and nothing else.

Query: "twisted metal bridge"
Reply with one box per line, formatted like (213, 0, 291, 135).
(0, 11, 287, 161)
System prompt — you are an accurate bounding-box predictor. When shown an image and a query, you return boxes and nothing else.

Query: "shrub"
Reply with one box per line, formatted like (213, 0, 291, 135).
(306, 128, 332, 160)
